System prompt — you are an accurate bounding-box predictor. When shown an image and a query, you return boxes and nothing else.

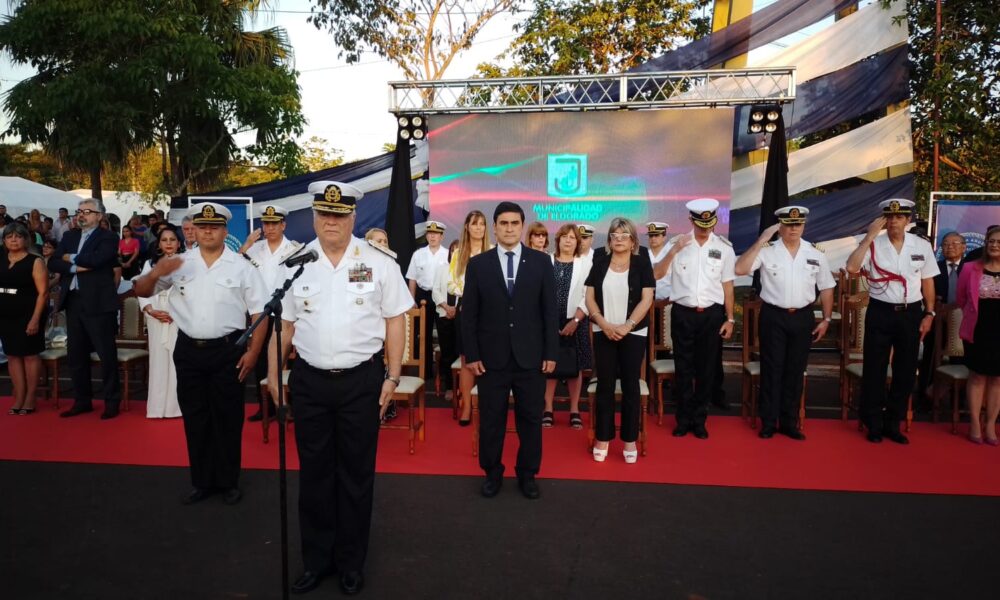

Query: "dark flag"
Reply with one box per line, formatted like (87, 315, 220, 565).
(753, 109, 788, 293)
(385, 134, 417, 275)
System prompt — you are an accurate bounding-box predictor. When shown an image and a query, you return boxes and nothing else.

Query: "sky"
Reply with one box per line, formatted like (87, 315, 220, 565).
(0, 0, 847, 164)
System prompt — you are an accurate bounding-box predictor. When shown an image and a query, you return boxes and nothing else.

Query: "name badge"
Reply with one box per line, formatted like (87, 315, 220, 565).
(708, 249, 722, 260)
(349, 262, 374, 283)
(911, 254, 925, 261)
(806, 259, 820, 266)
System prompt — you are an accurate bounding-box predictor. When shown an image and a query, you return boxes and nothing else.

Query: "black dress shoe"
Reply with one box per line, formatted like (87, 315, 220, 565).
(758, 426, 776, 439)
(866, 432, 883, 443)
(711, 398, 731, 411)
(672, 424, 689, 437)
(222, 488, 243, 505)
(181, 488, 212, 505)
(458, 417, 471, 427)
(693, 425, 709, 439)
(339, 571, 364, 595)
(291, 571, 326, 594)
(100, 406, 120, 420)
(60, 405, 93, 418)
(480, 477, 502, 498)
(779, 427, 806, 441)
(883, 430, 909, 445)
(518, 476, 541, 500)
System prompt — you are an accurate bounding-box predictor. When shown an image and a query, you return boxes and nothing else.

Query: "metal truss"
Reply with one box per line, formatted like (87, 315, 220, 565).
(389, 68, 796, 115)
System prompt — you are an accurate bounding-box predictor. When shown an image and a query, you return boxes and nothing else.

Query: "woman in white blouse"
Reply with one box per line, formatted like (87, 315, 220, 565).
(135, 226, 183, 419)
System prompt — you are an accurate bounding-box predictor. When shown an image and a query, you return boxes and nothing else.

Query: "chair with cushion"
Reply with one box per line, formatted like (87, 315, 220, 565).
(451, 357, 463, 419)
(929, 304, 969, 433)
(38, 347, 68, 407)
(90, 295, 149, 411)
(647, 302, 675, 426)
(379, 302, 427, 454)
(740, 295, 762, 428)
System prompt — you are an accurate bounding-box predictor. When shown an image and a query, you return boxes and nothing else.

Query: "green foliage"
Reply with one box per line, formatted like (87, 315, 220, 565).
(307, 0, 522, 81)
(299, 136, 345, 172)
(0, 144, 87, 190)
(477, 0, 711, 77)
(883, 0, 1000, 207)
(0, 0, 306, 197)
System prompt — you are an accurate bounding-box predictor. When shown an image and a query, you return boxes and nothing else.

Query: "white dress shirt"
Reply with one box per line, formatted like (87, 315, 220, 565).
(244, 236, 302, 292)
(648, 245, 672, 301)
(750, 239, 836, 309)
(495, 243, 522, 287)
(52, 217, 73, 243)
(405, 245, 449, 292)
(861, 232, 939, 304)
(154, 248, 268, 339)
(666, 231, 736, 308)
(281, 237, 413, 370)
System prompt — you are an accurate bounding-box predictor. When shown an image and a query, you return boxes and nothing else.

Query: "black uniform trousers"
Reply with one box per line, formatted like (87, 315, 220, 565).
(64, 292, 120, 410)
(173, 331, 246, 490)
(593, 332, 646, 442)
(671, 303, 726, 428)
(759, 303, 814, 430)
(860, 299, 923, 434)
(414, 287, 436, 381)
(477, 360, 545, 480)
(291, 356, 382, 574)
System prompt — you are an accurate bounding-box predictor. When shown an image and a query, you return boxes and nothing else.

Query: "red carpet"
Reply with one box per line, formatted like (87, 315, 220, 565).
(2, 397, 999, 496)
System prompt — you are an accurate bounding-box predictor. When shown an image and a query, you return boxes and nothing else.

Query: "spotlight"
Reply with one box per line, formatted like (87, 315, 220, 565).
(747, 104, 782, 135)
(395, 113, 428, 143)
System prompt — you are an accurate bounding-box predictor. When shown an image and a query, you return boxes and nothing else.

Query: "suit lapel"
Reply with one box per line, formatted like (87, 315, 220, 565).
(77, 227, 100, 255)
(491, 247, 508, 295)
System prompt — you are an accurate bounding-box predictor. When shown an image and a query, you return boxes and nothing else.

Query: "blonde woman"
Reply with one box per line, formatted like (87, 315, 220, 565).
(433, 210, 491, 425)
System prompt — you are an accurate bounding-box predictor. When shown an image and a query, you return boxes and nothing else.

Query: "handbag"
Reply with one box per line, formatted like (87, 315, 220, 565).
(551, 333, 579, 379)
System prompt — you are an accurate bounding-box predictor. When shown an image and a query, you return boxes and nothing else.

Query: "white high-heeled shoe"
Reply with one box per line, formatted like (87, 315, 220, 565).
(592, 445, 608, 462)
(623, 448, 638, 464)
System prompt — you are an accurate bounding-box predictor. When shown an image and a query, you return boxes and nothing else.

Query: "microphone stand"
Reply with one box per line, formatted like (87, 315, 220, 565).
(236, 262, 306, 600)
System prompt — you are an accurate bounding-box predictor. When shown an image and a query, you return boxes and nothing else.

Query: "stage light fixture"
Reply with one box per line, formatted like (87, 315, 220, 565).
(396, 113, 428, 142)
(411, 116, 423, 127)
(400, 129, 411, 140)
(398, 116, 409, 128)
(747, 104, 782, 135)
(413, 128, 425, 140)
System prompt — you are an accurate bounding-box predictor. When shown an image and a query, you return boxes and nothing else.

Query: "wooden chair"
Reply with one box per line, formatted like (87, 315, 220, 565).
(379, 301, 427, 454)
(38, 347, 68, 407)
(469, 387, 517, 457)
(259, 365, 291, 444)
(90, 295, 149, 411)
(586, 328, 650, 456)
(835, 269, 864, 351)
(647, 302, 675, 426)
(929, 304, 969, 433)
(740, 296, 763, 428)
(451, 357, 463, 419)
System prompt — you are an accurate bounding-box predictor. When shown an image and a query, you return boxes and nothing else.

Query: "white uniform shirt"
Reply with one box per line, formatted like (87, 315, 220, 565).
(52, 217, 73, 243)
(245, 236, 301, 292)
(648, 245, 672, 301)
(155, 248, 268, 339)
(405, 244, 448, 292)
(861, 232, 939, 304)
(281, 236, 413, 370)
(751, 240, 836, 309)
(666, 231, 736, 308)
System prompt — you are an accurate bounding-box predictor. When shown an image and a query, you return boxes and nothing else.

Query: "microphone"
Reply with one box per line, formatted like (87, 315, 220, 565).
(282, 248, 318, 267)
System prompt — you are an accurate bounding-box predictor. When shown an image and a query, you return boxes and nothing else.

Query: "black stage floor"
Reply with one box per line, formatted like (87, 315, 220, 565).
(3, 460, 996, 599)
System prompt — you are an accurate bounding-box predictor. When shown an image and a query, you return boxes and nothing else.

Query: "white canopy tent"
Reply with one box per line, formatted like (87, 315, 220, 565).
(0, 176, 83, 219)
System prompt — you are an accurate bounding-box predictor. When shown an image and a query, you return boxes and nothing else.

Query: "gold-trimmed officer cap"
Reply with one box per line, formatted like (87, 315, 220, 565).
(686, 198, 720, 229)
(187, 202, 231, 226)
(307, 180, 364, 215)
(646, 221, 669, 235)
(259, 204, 288, 223)
(775, 205, 809, 225)
(879, 198, 914, 216)
(577, 224, 595, 238)
(425, 220, 446, 234)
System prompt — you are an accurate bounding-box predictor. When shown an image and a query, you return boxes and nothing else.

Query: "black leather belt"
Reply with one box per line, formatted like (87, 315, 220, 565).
(178, 330, 245, 348)
(299, 352, 384, 376)
(674, 303, 721, 313)
(763, 302, 809, 313)
(870, 298, 922, 312)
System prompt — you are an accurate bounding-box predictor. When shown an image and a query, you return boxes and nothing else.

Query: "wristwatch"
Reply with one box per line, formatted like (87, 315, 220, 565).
(573, 317, 580, 324)
(823, 316, 832, 323)
(727, 318, 736, 324)
(625, 318, 636, 329)
(385, 375, 401, 386)
(924, 310, 936, 318)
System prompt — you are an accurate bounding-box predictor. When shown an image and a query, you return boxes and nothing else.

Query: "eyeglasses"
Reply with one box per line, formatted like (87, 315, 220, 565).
(941, 242, 965, 247)
(530, 232, 547, 238)
(75, 209, 99, 216)
(609, 232, 632, 241)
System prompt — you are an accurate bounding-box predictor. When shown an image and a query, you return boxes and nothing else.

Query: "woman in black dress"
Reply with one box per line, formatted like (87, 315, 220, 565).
(0, 222, 49, 415)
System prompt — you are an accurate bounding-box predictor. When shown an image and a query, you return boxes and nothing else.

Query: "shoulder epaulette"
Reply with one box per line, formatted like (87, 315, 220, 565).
(241, 252, 261, 269)
(368, 239, 398, 260)
(717, 236, 733, 247)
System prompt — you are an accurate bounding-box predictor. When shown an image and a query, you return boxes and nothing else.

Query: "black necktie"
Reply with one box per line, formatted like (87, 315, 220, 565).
(947, 263, 958, 303)
(505, 251, 515, 296)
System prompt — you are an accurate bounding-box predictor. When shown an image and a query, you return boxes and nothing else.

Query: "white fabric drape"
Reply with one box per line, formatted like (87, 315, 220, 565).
(731, 108, 913, 210)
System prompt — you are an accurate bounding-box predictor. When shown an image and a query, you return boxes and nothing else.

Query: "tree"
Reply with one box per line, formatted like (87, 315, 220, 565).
(885, 0, 1000, 207)
(0, 1, 306, 199)
(299, 136, 345, 172)
(0, 144, 87, 191)
(477, 0, 711, 77)
(307, 0, 522, 82)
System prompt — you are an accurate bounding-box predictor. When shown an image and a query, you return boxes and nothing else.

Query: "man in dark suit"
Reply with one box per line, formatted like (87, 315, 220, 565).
(48, 198, 122, 419)
(462, 201, 559, 500)
(935, 232, 967, 303)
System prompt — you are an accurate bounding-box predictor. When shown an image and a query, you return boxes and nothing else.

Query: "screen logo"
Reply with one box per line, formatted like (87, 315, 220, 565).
(547, 154, 588, 197)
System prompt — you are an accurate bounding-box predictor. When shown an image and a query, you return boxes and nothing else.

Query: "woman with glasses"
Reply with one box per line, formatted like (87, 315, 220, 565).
(955, 226, 1000, 444)
(585, 218, 655, 462)
(526, 222, 549, 253)
(0, 222, 48, 415)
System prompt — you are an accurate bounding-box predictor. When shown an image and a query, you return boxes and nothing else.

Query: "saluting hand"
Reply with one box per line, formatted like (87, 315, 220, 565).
(236, 350, 257, 382)
(866, 217, 887, 239)
(760, 223, 781, 241)
(668, 233, 693, 254)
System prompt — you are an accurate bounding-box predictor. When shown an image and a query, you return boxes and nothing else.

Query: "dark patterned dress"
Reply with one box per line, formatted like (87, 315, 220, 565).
(0, 252, 45, 356)
(964, 269, 1000, 376)
(552, 259, 593, 372)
